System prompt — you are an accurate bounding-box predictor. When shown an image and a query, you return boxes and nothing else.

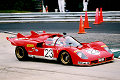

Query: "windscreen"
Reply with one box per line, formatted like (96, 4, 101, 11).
(55, 36, 82, 47)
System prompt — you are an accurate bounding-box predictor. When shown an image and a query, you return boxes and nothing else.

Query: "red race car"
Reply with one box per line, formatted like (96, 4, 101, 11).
(7, 31, 114, 66)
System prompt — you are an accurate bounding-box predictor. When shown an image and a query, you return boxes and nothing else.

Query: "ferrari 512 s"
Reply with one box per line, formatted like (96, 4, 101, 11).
(7, 31, 114, 66)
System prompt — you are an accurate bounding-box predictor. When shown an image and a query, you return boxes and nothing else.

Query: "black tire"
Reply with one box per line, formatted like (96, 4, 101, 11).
(60, 51, 72, 65)
(15, 46, 28, 61)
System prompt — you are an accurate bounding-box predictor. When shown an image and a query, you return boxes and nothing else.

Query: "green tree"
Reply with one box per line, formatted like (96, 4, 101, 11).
(0, 0, 37, 11)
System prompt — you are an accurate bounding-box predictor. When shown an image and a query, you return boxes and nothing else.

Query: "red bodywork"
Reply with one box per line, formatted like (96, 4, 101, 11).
(7, 31, 114, 66)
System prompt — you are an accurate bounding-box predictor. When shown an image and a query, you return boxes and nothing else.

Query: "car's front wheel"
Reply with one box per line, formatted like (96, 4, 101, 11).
(15, 46, 28, 61)
(60, 51, 72, 65)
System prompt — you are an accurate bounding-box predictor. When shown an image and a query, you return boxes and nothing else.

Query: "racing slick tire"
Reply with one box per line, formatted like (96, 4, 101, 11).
(15, 46, 28, 61)
(60, 51, 72, 65)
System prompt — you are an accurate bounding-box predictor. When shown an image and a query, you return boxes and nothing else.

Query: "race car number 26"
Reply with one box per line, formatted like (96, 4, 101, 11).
(44, 48, 53, 59)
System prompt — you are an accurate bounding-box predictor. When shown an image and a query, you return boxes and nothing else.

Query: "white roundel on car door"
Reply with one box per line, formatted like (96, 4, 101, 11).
(86, 49, 100, 55)
(44, 48, 54, 59)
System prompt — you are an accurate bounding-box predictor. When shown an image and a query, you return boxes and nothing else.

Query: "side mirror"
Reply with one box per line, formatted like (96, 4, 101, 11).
(63, 32, 67, 35)
(69, 43, 72, 47)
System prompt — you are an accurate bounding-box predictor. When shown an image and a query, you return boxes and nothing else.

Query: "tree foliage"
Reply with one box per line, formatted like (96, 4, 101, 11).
(0, 0, 37, 11)
(88, 0, 120, 11)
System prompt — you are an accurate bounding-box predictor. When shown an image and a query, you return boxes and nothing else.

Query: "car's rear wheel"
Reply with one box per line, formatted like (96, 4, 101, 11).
(15, 46, 28, 61)
(60, 51, 72, 65)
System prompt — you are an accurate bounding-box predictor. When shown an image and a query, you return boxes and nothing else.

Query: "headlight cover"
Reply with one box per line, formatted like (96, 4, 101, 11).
(77, 52, 88, 59)
(104, 47, 113, 54)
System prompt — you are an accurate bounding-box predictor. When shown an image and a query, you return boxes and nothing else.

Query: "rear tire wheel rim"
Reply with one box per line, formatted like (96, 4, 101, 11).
(16, 47, 24, 59)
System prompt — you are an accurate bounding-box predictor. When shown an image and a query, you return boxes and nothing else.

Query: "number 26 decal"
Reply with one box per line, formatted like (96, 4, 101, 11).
(44, 48, 53, 59)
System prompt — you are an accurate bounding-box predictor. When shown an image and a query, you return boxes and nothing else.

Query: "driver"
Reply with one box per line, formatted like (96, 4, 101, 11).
(51, 37, 59, 46)
(56, 37, 66, 46)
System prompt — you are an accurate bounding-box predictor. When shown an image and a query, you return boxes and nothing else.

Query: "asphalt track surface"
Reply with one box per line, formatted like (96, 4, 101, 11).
(0, 33, 120, 80)
(0, 22, 120, 80)
(0, 22, 120, 34)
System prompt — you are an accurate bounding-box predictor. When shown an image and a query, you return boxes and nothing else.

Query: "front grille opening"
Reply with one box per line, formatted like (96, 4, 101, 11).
(106, 57, 112, 61)
(91, 60, 98, 64)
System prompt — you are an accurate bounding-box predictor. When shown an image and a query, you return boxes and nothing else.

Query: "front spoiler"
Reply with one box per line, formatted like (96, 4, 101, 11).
(76, 59, 114, 66)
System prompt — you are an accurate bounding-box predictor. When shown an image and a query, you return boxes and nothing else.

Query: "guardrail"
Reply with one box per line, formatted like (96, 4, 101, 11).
(0, 11, 120, 22)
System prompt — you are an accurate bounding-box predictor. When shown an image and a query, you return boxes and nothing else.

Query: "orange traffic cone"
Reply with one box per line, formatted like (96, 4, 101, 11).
(100, 8, 103, 23)
(93, 8, 100, 24)
(84, 11, 91, 29)
(78, 15, 86, 34)
(46, 6, 48, 12)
